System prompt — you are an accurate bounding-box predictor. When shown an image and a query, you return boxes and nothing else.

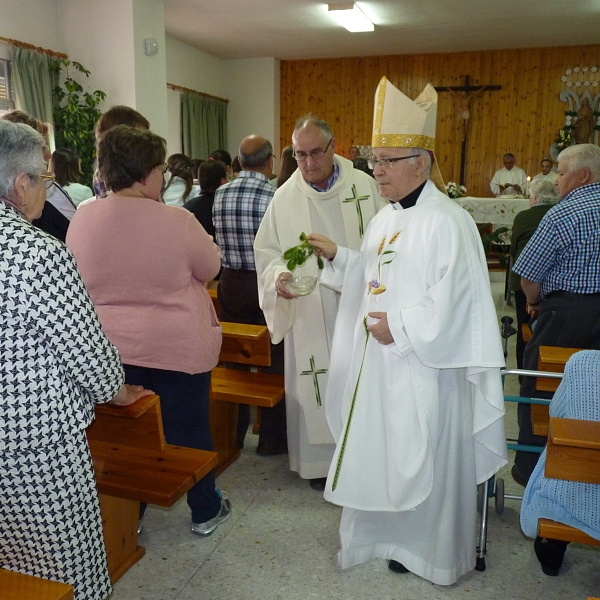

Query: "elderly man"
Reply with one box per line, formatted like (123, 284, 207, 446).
(213, 135, 287, 455)
(511, 143, 600, 484)
(491, 152, 527, 196)
(254, 116, 384, 489)
(531, 158, 558, 185)
(308, 78, 506, 585)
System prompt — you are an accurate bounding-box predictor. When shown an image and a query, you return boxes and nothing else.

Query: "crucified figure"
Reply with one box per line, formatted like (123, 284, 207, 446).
(446, 86, 486, 140)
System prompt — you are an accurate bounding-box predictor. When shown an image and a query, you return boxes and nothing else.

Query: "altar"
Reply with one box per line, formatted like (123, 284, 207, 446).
(452, 195, 530, 229)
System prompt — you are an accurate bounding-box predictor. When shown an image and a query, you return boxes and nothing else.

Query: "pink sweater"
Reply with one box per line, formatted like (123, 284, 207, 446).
(67, 195, 222, 374)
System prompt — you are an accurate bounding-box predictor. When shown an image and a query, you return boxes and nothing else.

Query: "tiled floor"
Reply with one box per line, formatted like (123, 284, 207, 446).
(110, 281, 600, 600)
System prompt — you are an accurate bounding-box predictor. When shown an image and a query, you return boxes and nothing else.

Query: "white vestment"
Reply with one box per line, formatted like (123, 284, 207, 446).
(531, 170, 558, 185)
(321, 180, 507, 585)
(490, 165, 527, 196)
(255, 155, 385, 479)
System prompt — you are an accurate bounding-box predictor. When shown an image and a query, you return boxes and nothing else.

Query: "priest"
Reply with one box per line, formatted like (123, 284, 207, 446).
(308, 78, 507, 585)
(254, 116, 384, 489)
(491, 153, 527, 196)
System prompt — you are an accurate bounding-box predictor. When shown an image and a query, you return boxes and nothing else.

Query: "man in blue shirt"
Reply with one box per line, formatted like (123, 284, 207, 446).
(213, 135, 287, 456)
(512, 143, 600, 484)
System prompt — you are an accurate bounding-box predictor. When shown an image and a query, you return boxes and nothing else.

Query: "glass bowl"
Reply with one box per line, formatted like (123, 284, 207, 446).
(283, 275, 318, 296)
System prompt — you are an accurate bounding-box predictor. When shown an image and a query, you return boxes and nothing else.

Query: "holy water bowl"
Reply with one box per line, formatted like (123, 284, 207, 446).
(284, 275, 318, 296)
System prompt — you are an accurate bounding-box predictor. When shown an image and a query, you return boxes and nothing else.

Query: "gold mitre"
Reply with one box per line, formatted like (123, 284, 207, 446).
(372, 77, 446, 194)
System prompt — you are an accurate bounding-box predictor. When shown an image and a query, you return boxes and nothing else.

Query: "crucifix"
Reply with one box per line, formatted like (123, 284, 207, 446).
(435, 76, 502, 185)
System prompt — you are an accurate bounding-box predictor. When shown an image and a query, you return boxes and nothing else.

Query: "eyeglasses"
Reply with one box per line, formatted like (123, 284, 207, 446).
(372, 155, 420, 169)
(40, 171, 56, 189)
(158, 163, 168, 174)
(293, 138, 332, 162)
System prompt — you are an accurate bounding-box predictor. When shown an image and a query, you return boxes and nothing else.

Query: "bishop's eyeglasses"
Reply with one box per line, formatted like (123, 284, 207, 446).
(372, 155, 420, 169)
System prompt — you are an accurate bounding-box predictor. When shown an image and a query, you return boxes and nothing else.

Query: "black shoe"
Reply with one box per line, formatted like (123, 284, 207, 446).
(511, 464, 529, 487)
(256, 440, 288, 456)
(388, 560, 409, 573)
(534, 536, 568, 576)
(309, 478, 327, 491)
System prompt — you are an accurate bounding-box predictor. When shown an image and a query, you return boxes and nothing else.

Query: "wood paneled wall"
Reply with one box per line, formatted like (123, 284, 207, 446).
(280, 45, 600, 197)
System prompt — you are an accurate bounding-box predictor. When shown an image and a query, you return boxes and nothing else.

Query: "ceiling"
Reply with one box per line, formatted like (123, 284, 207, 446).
(164, 0, 600, 61)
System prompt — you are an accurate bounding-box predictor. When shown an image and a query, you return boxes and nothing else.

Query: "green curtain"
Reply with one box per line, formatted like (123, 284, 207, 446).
(181, 91, 227, 159)
(11, 46, 57, 146)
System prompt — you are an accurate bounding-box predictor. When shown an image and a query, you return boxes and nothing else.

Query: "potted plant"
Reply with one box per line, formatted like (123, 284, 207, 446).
(51, 59, 106, 187)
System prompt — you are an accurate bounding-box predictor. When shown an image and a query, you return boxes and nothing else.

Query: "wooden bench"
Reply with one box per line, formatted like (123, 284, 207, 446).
(87, 394, 218, 583)
(0, 569, 73, 600)
(531, 346, 582, 437)
(538, 417, 600, 548)
(209, 321, 285, 474)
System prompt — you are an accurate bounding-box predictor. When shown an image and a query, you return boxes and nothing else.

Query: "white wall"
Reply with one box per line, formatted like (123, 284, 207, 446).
(0, 0, 61, 50)
(58, 0, 136, 109)
(224, 57, 281, 160)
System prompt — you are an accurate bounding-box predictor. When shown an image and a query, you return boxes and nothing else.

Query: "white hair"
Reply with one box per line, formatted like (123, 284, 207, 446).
(409, 147, 432, 178)
(557, 144, 600, 182)
(529, 178, 558, 204)
(0, 120, 46, 198)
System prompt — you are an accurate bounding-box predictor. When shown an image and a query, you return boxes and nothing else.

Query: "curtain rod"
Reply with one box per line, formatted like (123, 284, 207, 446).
(0, 36, 68, 59)
(167, 82, 229, 103)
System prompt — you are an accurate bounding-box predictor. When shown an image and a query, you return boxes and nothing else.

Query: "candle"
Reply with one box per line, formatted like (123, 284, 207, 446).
(525, 176, 531, 197)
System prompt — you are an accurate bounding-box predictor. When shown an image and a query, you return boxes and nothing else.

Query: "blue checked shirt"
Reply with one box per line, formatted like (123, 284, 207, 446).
(213, 171, 275, 270)
(512, 182, 600, 297)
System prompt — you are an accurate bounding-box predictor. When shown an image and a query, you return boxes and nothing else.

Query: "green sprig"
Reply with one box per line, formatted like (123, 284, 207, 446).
(283, 232, 324, 271)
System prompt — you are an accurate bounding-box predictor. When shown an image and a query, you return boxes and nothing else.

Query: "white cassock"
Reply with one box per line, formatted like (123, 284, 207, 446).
(254, 155, 385, 479)
(490, 166, 527, 196)
(321, 179, 507, 585)
(531, 171, 558, 184)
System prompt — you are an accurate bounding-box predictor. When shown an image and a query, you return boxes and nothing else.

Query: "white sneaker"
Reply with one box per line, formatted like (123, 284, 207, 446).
(191, 494, 231, 537)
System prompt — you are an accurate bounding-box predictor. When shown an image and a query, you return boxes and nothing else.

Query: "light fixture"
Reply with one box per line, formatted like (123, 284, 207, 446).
(328, 3, 374, 32)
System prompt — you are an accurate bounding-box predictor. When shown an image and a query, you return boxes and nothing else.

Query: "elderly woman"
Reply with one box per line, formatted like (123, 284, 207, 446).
(510, 178, 559, 370)
(66, 125, 230, 536)
(0, 121, 151, 599)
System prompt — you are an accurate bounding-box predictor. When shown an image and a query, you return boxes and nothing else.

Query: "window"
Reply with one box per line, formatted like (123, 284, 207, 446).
(0, 59, 14, 116)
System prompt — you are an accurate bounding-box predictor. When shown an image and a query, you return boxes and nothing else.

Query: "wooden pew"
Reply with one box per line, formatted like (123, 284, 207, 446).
(538, 417, 600, 548)
(0, 569, 73, 600)
(531, 346, 582, 437)
(210, 321, 285, 474)
(87, 394, 218, 583)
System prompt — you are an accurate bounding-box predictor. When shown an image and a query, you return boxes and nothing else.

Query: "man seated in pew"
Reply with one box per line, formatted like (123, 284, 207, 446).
(0, 119, 152, 600)
(520, 350, 600, 576)
(66, 125, 232, 537)
(511, 143, 600, 485)
(213, 135, 288, 455)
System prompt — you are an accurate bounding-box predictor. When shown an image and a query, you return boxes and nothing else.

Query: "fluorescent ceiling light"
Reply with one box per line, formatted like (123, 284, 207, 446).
(328, 3, 374, 32)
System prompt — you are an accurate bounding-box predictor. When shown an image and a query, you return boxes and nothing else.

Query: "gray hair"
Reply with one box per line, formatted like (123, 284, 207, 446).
(293, 115, 333, 142)
(557, 144, 600, 181)
(0, 120, 46, 198)
(239, 138, 273, 169)
(409, 147, 432, 178)
(529, 178, 559, 205)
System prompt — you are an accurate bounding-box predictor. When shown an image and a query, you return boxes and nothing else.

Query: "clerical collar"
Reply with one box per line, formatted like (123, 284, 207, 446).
(390, 181, 427, 210)
(308, 163, 340, 192)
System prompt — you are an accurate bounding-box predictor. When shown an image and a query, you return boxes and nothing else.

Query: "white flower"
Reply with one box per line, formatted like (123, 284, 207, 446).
(583, 66, 589, 72)
(562, 76, 567, 82)
(575, 81, 581, 87)
(584, 81, 590, 86)
(566, 69, 572, 75)
(567, 82, 572, 87)
(574, 67, 580, 72)
(566, 116, 572, 122)
(592, 66, 598, 73)
(594, 82, 599, 87)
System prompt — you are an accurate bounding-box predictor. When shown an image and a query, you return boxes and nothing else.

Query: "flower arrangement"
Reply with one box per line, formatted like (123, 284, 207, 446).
(554, 128, 572, 149)
(445, 182, 467, 199)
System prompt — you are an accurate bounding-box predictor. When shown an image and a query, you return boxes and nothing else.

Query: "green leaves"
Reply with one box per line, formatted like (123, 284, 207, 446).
(283, 232, 324, 271)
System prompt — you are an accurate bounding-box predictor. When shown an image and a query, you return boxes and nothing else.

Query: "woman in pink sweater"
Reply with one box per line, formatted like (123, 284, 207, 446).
(67, 125, 230, 536)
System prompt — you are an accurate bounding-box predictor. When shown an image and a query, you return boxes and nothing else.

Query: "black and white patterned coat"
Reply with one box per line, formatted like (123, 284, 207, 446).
(0, 203, 124, 600)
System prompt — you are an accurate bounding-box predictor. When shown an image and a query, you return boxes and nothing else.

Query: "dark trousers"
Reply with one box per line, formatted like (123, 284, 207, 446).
(218, 267, 287, 447)
(515, 291, 600, 480)
(123, 364, 221, 523)
(513, 290, 530, 370)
